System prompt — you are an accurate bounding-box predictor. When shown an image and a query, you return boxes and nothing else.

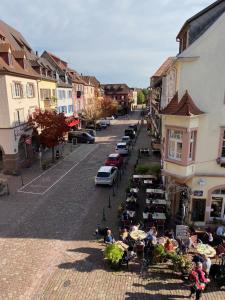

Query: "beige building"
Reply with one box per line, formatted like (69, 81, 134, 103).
(160, 1, 225, 226)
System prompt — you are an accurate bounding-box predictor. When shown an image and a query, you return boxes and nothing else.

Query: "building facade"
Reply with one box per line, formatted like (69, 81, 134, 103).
(160, 1, 225, 226)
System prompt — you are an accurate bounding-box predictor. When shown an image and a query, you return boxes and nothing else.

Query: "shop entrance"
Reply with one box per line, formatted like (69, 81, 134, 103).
(210, 188, 225, 220)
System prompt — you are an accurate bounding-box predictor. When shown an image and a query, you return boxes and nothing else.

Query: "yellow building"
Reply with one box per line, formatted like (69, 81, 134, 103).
(31, 57, 57, 111)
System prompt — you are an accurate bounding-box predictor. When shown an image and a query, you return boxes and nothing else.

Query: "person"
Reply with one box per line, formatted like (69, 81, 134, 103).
(122, 210, 129, 221)
(104, 229, 115, 244)
(56, 150, 60, 160)
(130, 224, 139, 232)
(188, 269, 206, 300)
(164, 239, 175, 252)
(202, 255, 211, 277)
(120, 228, 129, 242)
(192, 254, 204, 265)
(216, 225, 225, 237)
(135, 238, 145, 259)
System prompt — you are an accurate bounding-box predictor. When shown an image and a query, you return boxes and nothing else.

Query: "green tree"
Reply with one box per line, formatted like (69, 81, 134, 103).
(137, 90, 145, 104)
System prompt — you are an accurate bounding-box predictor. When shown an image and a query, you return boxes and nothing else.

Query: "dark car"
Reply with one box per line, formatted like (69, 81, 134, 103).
(128, 124, 138, 132)
(83, 129, 96, 137)
(86, 123, 102, 131)
(124, 128, 136, 139)
(68, 131, 95, 144)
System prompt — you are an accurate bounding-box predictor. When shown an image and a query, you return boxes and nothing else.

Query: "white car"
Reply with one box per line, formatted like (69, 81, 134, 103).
(106, 116, 115, 120)
(100, 118, 110, 126)
(116, 142, 129, 156)
(121, 135, 131, 145)
(95, 166, 118, 186)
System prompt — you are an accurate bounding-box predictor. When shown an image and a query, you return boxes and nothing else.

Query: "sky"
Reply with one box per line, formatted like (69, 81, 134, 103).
(1, 0, 214, 87)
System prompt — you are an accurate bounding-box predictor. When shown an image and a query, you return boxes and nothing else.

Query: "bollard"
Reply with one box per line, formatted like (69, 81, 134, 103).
(112, 185, 116, 197)
(108, 195, 111, 208)
(102, 208, 106, 222)
(20, 174, 24, 186)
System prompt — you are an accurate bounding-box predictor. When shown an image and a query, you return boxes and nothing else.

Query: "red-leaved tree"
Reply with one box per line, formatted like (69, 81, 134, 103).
(28, 109, 69, 162)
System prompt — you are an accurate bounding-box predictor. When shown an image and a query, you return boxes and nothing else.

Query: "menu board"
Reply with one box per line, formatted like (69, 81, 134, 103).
(176, 225, 189, 239)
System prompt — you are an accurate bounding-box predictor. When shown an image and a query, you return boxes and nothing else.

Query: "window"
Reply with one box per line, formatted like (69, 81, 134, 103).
(12, 82, 23, 98)
(221, 130, 225, 158)
(26, 83, 35, 98)
(191, 199, 206, 222)
(68, 105, 73, 113)
(58, 90, 66, 99)
(210, 197, 223, 218)
(189, 131, 196, 161)
(40, 89, 51, 100)
(168, 130, 183, 160)
(14, 109, 25, 125)
(68, 90, 72, 98)
(61, 106, 67, 113)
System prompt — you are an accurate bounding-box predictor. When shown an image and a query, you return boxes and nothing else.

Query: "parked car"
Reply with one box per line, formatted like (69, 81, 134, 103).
(99, 118, 110, 126)
(68, 131, 95, 144)
(95, 166, 118, 186)
(106, 116, 115, 120)
(121, 135, 131, 145)
(115, 142, 129, 156)
(128, 124, 137, 132)
(97, 120, 107, 129)
(83, 128, 96, 137)
(124, 128, 136, 139)
(105, 153, 123, 168)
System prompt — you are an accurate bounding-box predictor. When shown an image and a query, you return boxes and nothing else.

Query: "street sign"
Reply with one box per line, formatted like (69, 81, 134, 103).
(176, 225, 189, 240)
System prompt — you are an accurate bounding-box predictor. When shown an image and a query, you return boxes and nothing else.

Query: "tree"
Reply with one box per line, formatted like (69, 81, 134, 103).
(28, 109, 69, 162)
(99, 97, 118, 118)
(137, 90, 145, 104)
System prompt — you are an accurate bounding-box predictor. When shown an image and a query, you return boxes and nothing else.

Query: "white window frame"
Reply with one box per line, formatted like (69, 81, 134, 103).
(12, 82, 23, 99)
(168, 129, 183, 161)
(26, 83, 35, 98)
(189, 131, 195, 161)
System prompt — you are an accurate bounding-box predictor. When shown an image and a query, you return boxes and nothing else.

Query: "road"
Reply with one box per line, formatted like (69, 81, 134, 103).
(0, 111, 224, 300)
(0, 112, 140, 300)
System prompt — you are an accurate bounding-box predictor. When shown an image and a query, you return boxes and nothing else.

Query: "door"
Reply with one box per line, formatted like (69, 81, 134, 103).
(191, 198, 206, 222)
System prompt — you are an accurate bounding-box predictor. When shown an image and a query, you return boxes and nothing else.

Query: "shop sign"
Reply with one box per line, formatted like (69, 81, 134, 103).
(193, 190, 203, 197)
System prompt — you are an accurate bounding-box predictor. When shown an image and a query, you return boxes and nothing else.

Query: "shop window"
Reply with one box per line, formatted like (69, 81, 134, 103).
(210, 197, 223, 218)
(191, 198, 206, 222)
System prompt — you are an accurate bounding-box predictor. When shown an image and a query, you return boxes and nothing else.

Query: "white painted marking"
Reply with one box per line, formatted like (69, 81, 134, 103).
(18, 145, 99, 196)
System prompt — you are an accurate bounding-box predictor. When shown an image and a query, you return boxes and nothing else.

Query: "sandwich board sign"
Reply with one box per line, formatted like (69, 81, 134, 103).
(176, 225, 189, 240)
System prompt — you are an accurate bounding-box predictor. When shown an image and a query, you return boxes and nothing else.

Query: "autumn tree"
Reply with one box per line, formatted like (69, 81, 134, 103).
(28, 109, 69, 162)
(98, 97, 118, 118)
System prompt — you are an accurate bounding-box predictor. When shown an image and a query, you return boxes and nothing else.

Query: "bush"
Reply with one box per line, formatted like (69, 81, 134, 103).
(172, 255, 192, 274)
(148, 163, 161, 175)
(104, 244, 124, 264)
(135, 165, 150, 174)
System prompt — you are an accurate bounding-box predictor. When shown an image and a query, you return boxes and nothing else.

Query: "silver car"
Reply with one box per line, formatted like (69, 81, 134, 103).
(95, 166, 118, 186)
(116, 142, 129, 156)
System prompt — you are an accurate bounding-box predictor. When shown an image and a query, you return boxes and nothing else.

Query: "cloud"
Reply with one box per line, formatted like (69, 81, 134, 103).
(1, 0, 213, 87)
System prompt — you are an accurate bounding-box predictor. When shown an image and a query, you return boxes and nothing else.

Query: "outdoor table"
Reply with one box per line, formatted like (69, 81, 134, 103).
(127, 210, 136, 218)
(152, 199, 167, 205)
(146, 188, 164, 194)
(130, 230, 147, 241)
(196, 243, 216, 258)
(152, 212, 166, 220)
(130, 188, 139, 193)
(133, 174, 157, 180)
(144, 180, 153, 184)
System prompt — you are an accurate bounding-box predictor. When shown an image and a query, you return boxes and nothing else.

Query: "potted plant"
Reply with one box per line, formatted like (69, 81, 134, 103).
(172, 254, 192, 276)
(153, 244, 165, 263)
(104, 244, 124, 270)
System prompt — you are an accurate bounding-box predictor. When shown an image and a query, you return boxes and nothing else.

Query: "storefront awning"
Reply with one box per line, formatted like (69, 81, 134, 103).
(68, 120, 80, 127)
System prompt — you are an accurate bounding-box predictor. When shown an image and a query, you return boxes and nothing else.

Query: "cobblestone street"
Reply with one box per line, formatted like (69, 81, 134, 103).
(0, 111, 224, 300)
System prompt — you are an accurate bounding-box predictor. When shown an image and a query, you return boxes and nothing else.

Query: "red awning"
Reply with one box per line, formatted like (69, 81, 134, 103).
(68, 120, 80, 127)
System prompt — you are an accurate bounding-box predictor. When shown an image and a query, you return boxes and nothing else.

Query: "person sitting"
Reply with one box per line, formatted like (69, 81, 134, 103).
(202, 254, 211, 277)
(192, 254, 204, 265)
(164, 239, 175, 252)
(216, 225, 225, 238)
(104, 229, 115, 244)
(122, 210, 129, 221)
(120, 228, 129, 242)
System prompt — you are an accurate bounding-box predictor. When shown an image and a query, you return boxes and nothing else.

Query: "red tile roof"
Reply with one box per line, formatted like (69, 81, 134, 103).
(161, 92, 178, 114)
(152, 57, 176, 78)
(161, 90, 205, 116)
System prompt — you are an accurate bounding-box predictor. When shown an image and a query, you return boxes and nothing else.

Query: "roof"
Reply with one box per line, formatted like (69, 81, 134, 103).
(161, 90, 205, 116)
(98, 166, 113, 172)
(108, 153, 119, 158)
(12, 50, 26, 59)
(0, 19, 36, 60)
(0, 42, 11, 52)
(102, 83, 130, 94)
(152, 57, 176, 78)
(81, 75, 100, 87)
(176, 0, 225, 43)
(161, 92, 179, 114)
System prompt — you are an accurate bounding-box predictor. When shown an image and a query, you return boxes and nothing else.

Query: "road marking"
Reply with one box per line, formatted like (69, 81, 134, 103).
(18, 145, 99, 196)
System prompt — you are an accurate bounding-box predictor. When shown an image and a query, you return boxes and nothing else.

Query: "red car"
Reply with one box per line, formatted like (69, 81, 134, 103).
(105, 153, 123, 168)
